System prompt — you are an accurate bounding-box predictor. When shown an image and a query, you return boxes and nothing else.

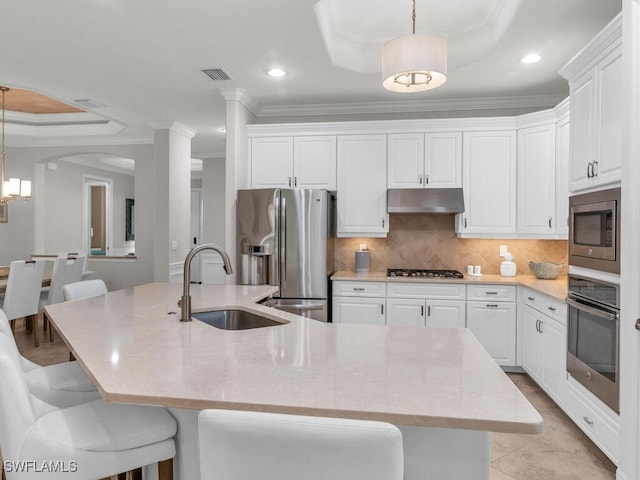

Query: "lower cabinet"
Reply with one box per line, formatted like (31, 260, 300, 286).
(521, 288, 567, 407)
(466, 301, 517, 366)
(332, 281, 386, 325)
(386, 298, 466, 327)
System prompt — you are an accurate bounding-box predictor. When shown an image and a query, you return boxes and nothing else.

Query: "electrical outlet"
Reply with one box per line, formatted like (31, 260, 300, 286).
(499, 245, 508, 257)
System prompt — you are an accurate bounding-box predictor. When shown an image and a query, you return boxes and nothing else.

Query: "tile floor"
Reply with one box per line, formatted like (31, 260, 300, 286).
(12, 319, 618, 480)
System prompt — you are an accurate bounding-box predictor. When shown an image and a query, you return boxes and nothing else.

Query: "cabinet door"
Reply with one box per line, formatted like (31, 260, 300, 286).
(387, 133, 424, 188)
(595, 48, 623, 186)
(427, 300, 466, 328)
(517, 124, 556, 235)
(522, 305, 542, 381)
(294, 136, 337, 189)
(568, 74, 595, 192)
(540, 315, 567, 406)
(387, 298, 425, 326)
(332, 296, 386, 325)
(250, 137, 294, 188)
(337, 135, 388, 237)
(466, 301, 516, 366)
(555, 113, 570, 237)
(424, 132, 462, 188)
(459, 131, 516, 236)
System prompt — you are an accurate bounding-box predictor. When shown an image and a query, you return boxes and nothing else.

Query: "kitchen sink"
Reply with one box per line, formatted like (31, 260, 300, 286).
(192, 309, 288, 330)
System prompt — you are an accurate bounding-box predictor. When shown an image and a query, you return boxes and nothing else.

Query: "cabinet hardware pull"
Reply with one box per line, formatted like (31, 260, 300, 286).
(353, 287, 365, 291)
(593, 161, 598, 176)
(419, 175, 423, 185)
(548, 306, 556, 311)
(425, 175, 429, 185)
(486, 304, 499, 308)
(382, 218, 385, 228)
(536, 319, 539, 332)
(548, 217, 552, 228)
(527, 296, 535, 301)
(635, 318, 640, 331)
(288, 176, 292, 187)
(464, 218, 468, 228)
(294, 176, 297, 187)
(539, 320, 543, 333)
(421, 305, 424, 316)
(486, 291, 498, 295)
(582, 416, 594, 426)
(587, 162, 592, 178)
(427, 305, 431, 316)
(381, 304, 384, 315)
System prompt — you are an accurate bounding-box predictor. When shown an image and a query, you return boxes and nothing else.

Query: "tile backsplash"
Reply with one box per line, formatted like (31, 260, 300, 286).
(335, 215, 568, 275)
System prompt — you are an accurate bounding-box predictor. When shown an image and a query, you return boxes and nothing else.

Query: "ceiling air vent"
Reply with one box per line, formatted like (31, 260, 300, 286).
(201, 68, 234, 81)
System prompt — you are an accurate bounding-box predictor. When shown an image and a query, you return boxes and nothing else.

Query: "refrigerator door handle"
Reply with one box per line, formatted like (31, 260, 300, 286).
(280, 195, 287, 290)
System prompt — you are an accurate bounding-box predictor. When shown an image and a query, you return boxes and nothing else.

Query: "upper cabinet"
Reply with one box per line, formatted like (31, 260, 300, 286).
(337, 135, 388, 237)
(457, 130, 517, 236)
(250, 136, 337, 189)
(560, 14, 622, 193)
(387, 132, 462, 189)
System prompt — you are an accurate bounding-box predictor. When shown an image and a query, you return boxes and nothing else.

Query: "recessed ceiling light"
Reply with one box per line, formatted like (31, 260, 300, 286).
(268, 68, 287, 77)
(520, 54, 541, 64)
(219, 127, 226, 133)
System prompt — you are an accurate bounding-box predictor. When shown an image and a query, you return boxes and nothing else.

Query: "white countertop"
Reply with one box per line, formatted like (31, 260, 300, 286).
(44, 282, 542, 434)
(332, 271, 568, 301)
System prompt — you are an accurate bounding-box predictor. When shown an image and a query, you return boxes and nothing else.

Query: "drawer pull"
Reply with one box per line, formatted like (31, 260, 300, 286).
(485, 291, 498, 295)
(381, 304, 384, 315)
(353, 287, 365, 292)
(486, 304, 499, 308)
(548, 306, 556, 312)
(421, 305, 424, 316)
(527, 296, 535, 301)
(427, 305, 431, 316)
(582, 415, 594, 427)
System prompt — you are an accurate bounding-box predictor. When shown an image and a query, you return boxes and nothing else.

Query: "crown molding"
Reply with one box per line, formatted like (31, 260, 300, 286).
(218, 88, 258, 115)
(255, 94, 565, 118)
(148, 121, 197, 139)
(6, 135, 153, 148)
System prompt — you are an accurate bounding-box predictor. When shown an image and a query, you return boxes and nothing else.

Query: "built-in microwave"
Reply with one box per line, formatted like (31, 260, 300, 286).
(569, 187, 620, 274)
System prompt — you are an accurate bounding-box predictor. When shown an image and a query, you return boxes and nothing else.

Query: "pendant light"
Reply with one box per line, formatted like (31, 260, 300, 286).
(1, 86, 31, 202)
(382, 0, 447, 93)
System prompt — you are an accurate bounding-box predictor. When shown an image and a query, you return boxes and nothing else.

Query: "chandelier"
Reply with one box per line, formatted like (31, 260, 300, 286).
(1, 86, 31, 203)
(381, 0, 447, 93)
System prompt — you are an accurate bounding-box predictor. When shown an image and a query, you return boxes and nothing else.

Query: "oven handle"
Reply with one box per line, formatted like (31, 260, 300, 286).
(566, 297, 619, 322)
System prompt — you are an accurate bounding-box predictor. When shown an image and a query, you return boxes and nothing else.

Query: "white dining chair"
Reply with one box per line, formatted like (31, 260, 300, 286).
(1, 260, 45, 347)
(39, 257, 85, 342)
(0, 334, 176, 480)
(62, 279, 107, 302)
(198, 409, 404, 480)
(0, 309, 99, 408)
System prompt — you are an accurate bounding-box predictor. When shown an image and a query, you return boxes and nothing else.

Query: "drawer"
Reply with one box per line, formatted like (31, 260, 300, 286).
(467, 284, 516, 302)
(332, 281, 386, 297)
(522, 289, 567, 324)
(565, 378, 619, 464)
(387, 282, 466, 300)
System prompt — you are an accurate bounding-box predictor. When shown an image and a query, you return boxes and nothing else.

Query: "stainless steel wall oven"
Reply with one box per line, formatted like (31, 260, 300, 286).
(566, 274, 620, 412)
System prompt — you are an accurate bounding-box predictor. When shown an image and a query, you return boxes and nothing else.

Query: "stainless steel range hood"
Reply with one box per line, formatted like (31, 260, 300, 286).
(387, 188, 465, 214)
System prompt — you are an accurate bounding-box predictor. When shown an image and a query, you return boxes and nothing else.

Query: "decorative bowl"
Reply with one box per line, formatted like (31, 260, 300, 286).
(528, 261, 565, 280)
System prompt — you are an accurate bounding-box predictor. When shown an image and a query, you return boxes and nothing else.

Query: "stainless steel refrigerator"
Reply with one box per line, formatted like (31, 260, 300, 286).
(237, 188, 335, 322)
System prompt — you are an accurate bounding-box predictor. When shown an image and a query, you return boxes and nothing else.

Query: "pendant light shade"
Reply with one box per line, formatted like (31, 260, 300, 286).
(382, 0, 447, 93)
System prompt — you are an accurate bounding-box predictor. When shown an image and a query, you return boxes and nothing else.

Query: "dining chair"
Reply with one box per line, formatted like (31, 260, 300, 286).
(0, 309, 99, 408)
(198, 409, 404, 480)
(0, 334, 176, 480)
(62, 279, 107, 302)
(1, 260, 45, 347)
(39, 257, 85, 342)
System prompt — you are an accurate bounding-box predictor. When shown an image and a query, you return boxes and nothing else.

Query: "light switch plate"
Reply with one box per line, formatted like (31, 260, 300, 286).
(499, 245, 508, 257)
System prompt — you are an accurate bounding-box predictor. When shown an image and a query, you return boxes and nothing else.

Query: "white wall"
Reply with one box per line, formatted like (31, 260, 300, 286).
(202, 156, 225, 247)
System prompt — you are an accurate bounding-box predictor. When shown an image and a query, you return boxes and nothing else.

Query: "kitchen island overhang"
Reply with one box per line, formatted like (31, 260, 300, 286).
(45, 282, 542, 479)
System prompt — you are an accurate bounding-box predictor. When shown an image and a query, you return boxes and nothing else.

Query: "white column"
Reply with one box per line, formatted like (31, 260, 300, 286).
(150, 122, 197, 282)
(220, 88, 256, 284)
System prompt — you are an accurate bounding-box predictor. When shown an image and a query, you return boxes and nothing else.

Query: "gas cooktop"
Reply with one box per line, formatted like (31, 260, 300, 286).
(386, 269, 464, 279)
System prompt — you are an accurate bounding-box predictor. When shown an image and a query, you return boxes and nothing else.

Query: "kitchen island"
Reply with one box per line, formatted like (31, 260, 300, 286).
(45, 282, 543, 480)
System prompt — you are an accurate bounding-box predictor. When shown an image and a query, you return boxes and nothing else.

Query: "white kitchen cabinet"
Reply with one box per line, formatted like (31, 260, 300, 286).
(457, 131, 517, 237)
(517, 123, 557, 235)
(250, 136, 336, 189)
(337, 135, 388, 237)
(386, 282, 466, 328)
(560, 15, 622, 192)
(332, 281, 386, 325)
(521, 289, 567, 407)
(387, 132, 462, 189)
(466, 285, 517, 366)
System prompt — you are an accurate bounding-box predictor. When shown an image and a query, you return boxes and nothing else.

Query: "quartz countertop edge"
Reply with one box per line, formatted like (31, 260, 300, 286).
(332, 271, 567, 301)
(45, 282, 543, 435)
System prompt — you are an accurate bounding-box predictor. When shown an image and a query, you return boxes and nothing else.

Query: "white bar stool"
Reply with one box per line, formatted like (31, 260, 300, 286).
(198, 409, 404, 480)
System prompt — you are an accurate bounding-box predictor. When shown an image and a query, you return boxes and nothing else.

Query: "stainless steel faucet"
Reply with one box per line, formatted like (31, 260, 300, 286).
(180, 243, 233, 322)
